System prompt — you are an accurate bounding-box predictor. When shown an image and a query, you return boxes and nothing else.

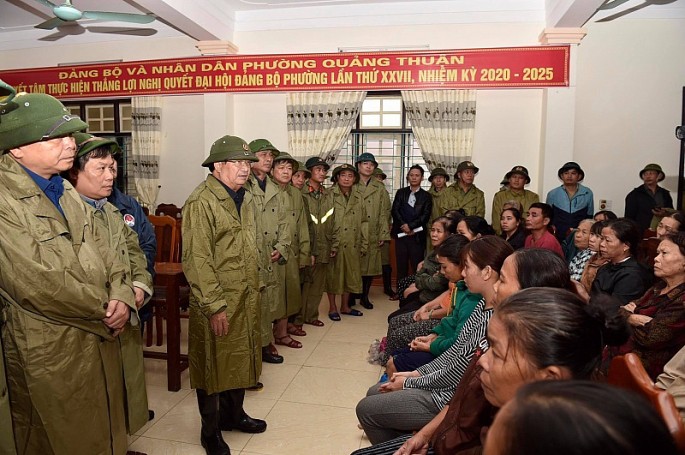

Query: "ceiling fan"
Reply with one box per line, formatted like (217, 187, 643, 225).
(595, 0, 678, 22)
(33, 0, 155, 30)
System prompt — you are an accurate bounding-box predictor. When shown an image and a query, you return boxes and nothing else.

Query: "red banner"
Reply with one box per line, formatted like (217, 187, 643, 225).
(0, 46, 569, 99)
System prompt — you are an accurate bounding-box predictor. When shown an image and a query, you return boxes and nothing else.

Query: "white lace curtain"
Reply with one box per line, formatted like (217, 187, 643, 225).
(130, 96, 162, 209)
(286, 91, 366, 163)
(401, 90, 476, 176)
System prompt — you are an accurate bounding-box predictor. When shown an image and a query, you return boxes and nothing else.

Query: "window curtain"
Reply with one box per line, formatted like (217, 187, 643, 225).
(130, 96, 162, 209)
(286, 91, 366, 163)
(401, 90, 476, 176)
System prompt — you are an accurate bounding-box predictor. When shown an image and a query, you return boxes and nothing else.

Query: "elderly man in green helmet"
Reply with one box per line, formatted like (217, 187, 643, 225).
(269, 152, 310, 344)
(354, 152, 391, 309)
(182, 135, 266, 455)
(446, 160, 485, 218)
(66, 132, 152, 437)
(0, 86, 137, 453)
(246, 138, 291, 364)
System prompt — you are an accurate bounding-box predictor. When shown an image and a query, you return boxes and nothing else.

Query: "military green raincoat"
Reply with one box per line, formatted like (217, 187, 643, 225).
(280, 184, 310, 316)
(358, 178, 391, 276)
(446, 182, 486, 218)
(87, 201, 152, 434)
(428, 185, 457, 224)
(0, 155, 135, 455)
(246, 175, 291, 345)
(326, 185, 368, 294)
(491, 188, 540, 234)
(182, 175, 262, 395)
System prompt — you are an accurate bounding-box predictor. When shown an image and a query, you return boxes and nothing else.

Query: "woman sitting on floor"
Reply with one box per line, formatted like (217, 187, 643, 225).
(388, 216, 457, 318)
(386, 248, 576, 374)
(379, 234, 472, 367)
(356, 236, 513, 445)
(352, 288, 629, 455)
(457, 216, 496, 241)
(499, 207, 526, 251)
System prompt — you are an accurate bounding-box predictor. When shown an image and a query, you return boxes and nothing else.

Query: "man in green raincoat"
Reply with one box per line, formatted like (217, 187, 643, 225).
(67, 132, 152, 436)
(270, 152, 310, 345)
(326, 164, 368, 320)
(446, 160, 485, 217)
(354, 153, 390, 309)
(246, 139, 291, 364)
(0, 85, 136, 454)
(182, 135, 266, 455)
(296, 157, 338, 328)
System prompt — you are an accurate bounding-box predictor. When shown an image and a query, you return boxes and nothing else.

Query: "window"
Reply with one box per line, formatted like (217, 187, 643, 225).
(64, 99, 135, 196)
(332, 92, 428, 199)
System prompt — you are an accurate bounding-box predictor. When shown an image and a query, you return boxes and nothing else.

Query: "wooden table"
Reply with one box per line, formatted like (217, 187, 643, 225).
(143, 262, 188, 392)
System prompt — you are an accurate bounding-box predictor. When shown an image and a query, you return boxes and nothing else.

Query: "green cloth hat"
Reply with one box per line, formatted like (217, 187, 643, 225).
(428, 167, 449, 182)
(273, 151, 299, 172)
(373, 167, 387, 180)
(0, 91, 87, 152)
(355, 152, 378, 167)
(74, 132, 120, 158)
(202, 135, 258, 167)
(295, 161, 311, 177)
(640, 163, 665, 182)
(331, 163, 359, 183)
(305, 156, 330, 171)
(249, 138, 280, 157)
(504, 165, 531, 184)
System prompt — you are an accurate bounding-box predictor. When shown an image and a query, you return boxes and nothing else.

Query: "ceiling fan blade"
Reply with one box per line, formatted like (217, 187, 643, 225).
(33, 0, 58, 9)
(35, 16, 68, 30)
(82, 11, 155, 24)
(597, 0, 632, 10)
(87, 26, 158, 37)
(596, 2, 649, 22)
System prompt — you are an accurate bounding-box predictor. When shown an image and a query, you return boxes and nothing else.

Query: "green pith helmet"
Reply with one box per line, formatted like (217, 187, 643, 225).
(0, 89, 87, 152)
(373, 167, 387, 180)
(295, 161, 311, 177)
(504, 165, 531, 184)
(305, 156, 330, 171)
(202, 135, 258, 167)
(355, 152, 378, 167)
(456, 160, 479, 176)
(558, 161, 585, 181)
(640, 163, 665, 182)
(331, 163, 359, 183)
(428, 167, 449, 182)
(273, 151, 299, 172)
(249, 138, 280, 157)
(74, 132, 120, 158)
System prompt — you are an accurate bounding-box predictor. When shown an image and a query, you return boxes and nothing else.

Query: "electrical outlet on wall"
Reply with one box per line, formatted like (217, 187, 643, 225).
(599, 199, 612, 210)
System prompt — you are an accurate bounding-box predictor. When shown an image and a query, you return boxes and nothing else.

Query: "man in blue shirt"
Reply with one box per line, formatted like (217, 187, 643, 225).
(546, 161, 594, 241)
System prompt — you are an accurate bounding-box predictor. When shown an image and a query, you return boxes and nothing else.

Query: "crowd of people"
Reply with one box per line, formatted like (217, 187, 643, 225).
(1, 81, 684, 455)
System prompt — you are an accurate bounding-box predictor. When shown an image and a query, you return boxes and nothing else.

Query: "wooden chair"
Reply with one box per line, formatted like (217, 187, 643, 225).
(147, 215, 187, 346)
(637, 237, 660, 269)
(607, 353, 685, 454)
(155, 203, 183, 220)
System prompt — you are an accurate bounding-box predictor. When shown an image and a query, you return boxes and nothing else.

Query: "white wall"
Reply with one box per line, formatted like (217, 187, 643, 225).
(574, 19, 685, 216)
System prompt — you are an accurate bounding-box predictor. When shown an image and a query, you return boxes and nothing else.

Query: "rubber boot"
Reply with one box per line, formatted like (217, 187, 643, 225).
(196, 389, 230, 455)
(360, 276, 374, 309)
(218, 389, 267, 433)
(382, 265, 395, 297)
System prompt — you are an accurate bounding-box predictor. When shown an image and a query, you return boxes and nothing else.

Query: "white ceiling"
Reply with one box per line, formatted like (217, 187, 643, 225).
(0, 0, 683, 52)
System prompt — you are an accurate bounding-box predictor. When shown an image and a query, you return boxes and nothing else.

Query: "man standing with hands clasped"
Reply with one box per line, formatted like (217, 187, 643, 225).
(182, 135, 266, 455)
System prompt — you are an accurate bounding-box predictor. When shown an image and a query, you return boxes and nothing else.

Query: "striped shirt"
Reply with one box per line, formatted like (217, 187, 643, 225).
(403, 298, 492, 408)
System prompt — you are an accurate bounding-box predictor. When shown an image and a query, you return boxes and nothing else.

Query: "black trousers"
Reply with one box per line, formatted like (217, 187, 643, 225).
(394, 235, 425, 283)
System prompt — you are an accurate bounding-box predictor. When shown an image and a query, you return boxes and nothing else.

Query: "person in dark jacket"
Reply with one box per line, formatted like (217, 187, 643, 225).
(391, 165, 432, 282)
(625, 163, 674, 234)
(545, 161, 594, 242)
(591, 218, 652, 305)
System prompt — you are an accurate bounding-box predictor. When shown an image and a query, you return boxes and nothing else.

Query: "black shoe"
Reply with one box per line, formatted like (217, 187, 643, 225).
(261, 347, 284, 364)
(148, 409, 155, 421)
(246, 382, 264, 391)
(196, 389, 231, 455)
(221, 415, 267, 434)
(360, 298, 374, 310)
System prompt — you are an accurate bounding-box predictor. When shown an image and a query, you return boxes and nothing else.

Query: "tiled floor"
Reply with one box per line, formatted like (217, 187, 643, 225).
(128, 288, 393, 455)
